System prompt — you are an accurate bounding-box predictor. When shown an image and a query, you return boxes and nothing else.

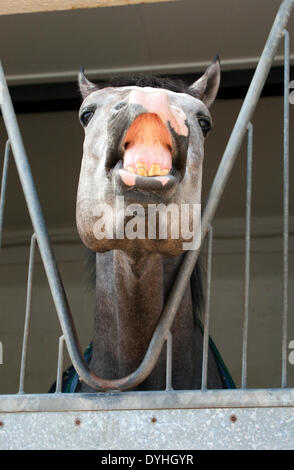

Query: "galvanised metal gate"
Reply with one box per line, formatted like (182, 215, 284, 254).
(0, 0, 294, 450)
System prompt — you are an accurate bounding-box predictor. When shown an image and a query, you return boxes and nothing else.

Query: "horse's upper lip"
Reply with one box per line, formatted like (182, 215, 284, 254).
(105, 110, 188, 184)
(121, 113, 173, 177)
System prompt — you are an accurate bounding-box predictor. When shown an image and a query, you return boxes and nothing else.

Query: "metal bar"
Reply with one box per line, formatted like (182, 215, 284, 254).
(114, 0, 294, 392)
(241, 123, 253, 389)
(18, 233, 36, 394)
(0, 389, 294, 413)
(0, 140, 10, 251)
(2, 408, 294, 450)
(201, 225, 213, 391)
(55, 335, 65, 393)
(165, 331, 173, 391)
(0, 0, 293, 392)
(0, 61, 88, 386)
(282, 29, 290, 388)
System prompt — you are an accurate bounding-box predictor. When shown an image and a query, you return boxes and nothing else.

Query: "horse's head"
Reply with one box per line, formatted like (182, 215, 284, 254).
(76, 58, 220, 256)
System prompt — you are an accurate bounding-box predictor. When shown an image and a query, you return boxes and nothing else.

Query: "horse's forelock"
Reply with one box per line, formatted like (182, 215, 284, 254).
(100, 74, 195, 97)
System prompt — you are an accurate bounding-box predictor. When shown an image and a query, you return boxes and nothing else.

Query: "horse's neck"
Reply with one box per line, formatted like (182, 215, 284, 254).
(94, 250, 167, 374)
(82, 249, 198, 390)
(80, 249, 225, 392)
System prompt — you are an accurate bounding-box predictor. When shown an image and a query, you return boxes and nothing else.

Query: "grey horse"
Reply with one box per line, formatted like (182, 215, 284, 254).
(57, 57, 234, 392)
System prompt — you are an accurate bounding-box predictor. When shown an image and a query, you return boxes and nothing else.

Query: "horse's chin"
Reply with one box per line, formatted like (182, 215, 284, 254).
(79, 236, 188, 257)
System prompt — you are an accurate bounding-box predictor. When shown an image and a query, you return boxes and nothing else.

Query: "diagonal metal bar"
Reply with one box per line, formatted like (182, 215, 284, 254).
(119, 0, 294, 393)
(0, 62, 88, 386)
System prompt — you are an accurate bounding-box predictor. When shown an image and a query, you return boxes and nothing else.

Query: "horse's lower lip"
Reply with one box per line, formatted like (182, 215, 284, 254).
(111, 161, 180, 195)
(119, 168, 172, 186)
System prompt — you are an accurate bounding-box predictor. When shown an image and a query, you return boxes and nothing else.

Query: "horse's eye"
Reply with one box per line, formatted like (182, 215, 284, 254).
(80, 110, 94, 127)
(198, 118, 212, 136)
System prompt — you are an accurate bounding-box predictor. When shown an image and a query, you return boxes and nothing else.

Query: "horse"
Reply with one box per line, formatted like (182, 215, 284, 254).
(55, 57, 234, 393)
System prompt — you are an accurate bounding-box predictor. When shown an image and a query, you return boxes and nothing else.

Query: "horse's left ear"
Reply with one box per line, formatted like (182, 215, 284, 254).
(188, 55, 220, 108)
(78, 67, 98, 100)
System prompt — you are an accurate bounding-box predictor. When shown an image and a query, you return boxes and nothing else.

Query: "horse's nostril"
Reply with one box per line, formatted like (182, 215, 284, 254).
(124, 141, 130, 150)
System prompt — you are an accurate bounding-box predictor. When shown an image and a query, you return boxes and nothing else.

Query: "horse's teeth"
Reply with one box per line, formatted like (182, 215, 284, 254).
(148, 164, 161, 176)
(126, 162, 169, 177)
(135, 161, 147, 171)
(136, 167, 148, 176)
(135, 161, 148, 176)
(126, 166, 135, 173)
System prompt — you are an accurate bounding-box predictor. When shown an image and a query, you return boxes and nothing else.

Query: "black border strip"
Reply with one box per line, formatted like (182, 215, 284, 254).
(5, 65, 294, 114)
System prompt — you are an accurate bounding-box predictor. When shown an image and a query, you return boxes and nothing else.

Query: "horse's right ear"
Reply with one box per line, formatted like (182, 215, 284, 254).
(79, 67, 98, 99)
(188, 56, 221, 108)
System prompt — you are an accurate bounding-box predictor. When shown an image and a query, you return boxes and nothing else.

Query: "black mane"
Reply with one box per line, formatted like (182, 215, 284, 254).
(100, 73, 196, 97)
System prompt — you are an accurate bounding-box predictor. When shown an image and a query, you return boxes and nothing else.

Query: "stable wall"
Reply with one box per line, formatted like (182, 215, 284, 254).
(0, 96, 293, 393)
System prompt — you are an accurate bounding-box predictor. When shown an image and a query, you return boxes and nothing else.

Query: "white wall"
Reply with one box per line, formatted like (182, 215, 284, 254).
(0, 96, 293, 393)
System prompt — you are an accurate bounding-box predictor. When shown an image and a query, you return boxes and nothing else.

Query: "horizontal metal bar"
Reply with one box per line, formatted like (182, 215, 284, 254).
(2, 407, 294, 450)
(0, 389, 293, 413)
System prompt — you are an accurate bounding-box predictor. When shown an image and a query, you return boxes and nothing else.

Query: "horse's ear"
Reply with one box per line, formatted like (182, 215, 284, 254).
(188, 56, 220, 108)
(79, 67, 98, 99)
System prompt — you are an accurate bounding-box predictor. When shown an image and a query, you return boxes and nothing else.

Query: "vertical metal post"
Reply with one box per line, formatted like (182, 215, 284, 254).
(55, 335, 65, 393)
(18, 233, 36, 394)
(165, 331, 173, 391)
(0, 140, 10, 251)
(201, 225, 213, 390)
(241, 123, 253, 389)
(281, 29, 289, 388)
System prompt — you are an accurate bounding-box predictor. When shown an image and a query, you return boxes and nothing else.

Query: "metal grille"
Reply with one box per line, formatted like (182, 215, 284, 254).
(0, 0, 294, 450)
